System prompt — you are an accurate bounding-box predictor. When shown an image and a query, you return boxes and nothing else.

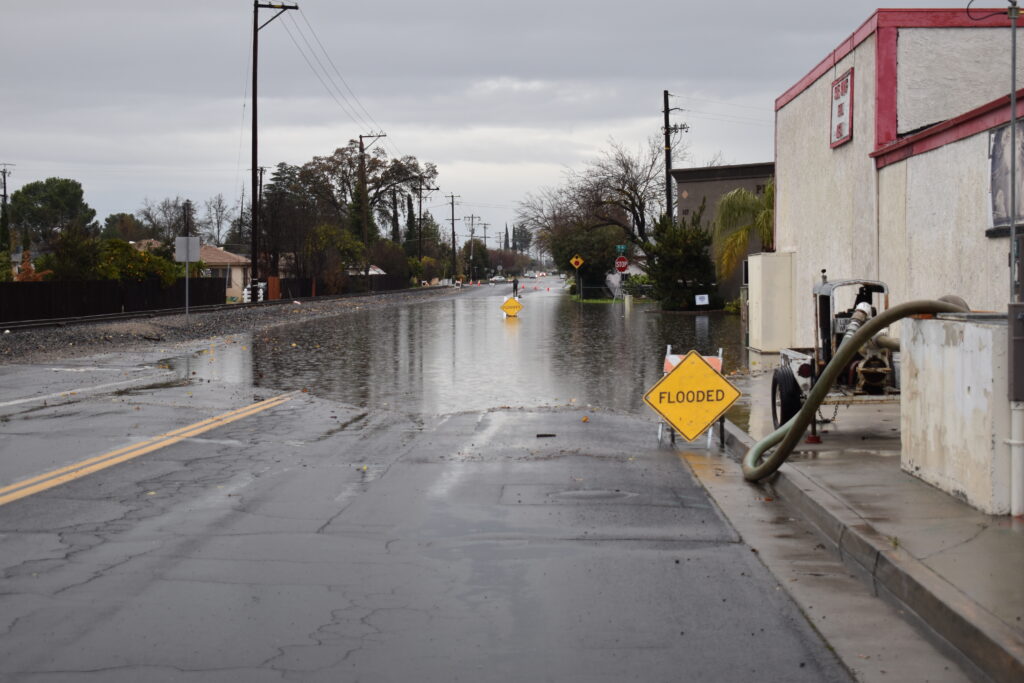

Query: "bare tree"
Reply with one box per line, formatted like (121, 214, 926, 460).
(136, 196, 189, 243)
(201, 193, 235, 247)
(570, 136, 668, 246)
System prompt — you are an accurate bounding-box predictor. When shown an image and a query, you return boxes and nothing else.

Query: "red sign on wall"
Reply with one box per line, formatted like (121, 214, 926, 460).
(830, 67, 854, 148)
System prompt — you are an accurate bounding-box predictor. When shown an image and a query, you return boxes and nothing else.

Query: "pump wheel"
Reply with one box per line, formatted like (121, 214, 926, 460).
(771, 366, 803, 428)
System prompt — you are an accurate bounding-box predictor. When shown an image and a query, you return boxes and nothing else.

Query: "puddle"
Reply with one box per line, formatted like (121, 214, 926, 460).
(172, 289, 745, 417)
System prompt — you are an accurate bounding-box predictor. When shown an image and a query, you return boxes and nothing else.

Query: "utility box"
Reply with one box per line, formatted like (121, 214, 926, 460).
(747, 252, 794, 353)
(902, 313, 1010, 514)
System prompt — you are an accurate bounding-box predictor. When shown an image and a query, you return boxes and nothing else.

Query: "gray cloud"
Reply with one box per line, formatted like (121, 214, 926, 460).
(2, 0, 981, 234)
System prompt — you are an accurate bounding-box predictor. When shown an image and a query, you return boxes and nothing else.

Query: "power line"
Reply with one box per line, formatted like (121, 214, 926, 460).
(294, 9, 406, 160)
(297, 11, 382, 135)
(279, 17, 367, 130)
(680, 108, 772, 127)
(670, 93, 773, 113)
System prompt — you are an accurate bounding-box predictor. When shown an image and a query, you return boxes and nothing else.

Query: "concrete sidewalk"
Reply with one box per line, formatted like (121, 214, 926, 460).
(708, 379, 1024, 682)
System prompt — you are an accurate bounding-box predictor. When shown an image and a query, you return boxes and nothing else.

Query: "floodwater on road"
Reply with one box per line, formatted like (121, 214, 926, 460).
(207, 280, 746, 418)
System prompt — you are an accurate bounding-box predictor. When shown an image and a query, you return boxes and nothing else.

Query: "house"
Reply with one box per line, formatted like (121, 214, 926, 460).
(760, 8, 1017, 350)
(671, 162, 774, 302)
(199, 245, 250, 303)
(132, 240, 251, 303)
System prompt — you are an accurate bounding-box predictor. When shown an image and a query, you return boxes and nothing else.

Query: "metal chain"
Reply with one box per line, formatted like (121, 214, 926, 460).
(817, 404, 840, 424)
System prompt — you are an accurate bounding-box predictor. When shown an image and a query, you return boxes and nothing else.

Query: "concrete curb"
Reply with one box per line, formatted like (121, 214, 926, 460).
(721, 420, 1024, 683)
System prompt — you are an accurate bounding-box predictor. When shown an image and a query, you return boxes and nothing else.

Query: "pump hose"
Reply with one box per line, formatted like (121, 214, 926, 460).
(742, 299, 969, 482)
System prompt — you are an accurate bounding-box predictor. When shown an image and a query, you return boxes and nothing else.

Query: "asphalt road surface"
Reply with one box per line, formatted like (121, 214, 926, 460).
(0, 281, 853, 682)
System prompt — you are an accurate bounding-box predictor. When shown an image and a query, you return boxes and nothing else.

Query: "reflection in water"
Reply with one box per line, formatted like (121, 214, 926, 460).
(248, 290, 743, 417)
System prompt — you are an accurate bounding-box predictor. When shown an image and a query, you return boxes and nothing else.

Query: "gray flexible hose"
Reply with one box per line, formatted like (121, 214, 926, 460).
(742, 299, 969, 482)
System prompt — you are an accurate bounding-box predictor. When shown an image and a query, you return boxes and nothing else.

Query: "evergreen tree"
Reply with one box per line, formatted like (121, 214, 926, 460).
(643, 201, 720, 310)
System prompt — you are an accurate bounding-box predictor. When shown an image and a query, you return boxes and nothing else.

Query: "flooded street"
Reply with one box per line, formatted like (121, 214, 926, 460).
(0, 281, 861, 683)
(238, 278, 744, 416)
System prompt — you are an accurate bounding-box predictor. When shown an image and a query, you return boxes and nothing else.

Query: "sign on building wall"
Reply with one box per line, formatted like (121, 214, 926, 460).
(990, 121, 1024, 228)
(830, 68, 854, 148)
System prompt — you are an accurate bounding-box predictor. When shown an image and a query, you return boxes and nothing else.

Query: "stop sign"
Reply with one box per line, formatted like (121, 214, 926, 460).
(615, 256, 628, 273)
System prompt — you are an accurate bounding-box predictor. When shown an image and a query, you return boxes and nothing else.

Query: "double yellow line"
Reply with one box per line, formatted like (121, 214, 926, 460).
(0, 391, 297, 508)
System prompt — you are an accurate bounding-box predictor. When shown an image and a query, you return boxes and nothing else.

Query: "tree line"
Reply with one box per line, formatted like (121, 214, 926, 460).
(0, 140, 539, 288)
(516, 136, 772, 310)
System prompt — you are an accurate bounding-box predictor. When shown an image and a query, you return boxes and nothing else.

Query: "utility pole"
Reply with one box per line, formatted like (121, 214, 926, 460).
(251, 1, 298, 302)
(391, 188, 400, 243)
(447, 194, 460, 281)
(469, 223, 476, 281)
(663, 90, 689, 223)
(480, 222, 489, 252)
(416, 178, 439, 261)
(258, 166, 267, 211)
(0, 163, 13, 252)
(463, 215, 480, 282)
(358, 132, 386, 275)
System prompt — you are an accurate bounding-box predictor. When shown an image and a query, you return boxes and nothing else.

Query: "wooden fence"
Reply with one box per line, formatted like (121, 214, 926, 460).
(0, 278, 225, 323)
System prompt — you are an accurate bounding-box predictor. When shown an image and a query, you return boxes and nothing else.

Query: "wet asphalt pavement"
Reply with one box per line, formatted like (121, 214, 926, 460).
(0, 279, 852, 681)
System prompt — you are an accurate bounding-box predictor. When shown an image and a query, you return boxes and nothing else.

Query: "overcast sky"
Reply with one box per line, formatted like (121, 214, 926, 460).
(1, 1, 992, 245)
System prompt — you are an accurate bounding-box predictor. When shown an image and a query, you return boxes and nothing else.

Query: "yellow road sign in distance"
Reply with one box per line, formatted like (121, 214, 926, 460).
(570, 254, 584, 269)
(501, 297, 523, 317)
(643, 350, 740, 441)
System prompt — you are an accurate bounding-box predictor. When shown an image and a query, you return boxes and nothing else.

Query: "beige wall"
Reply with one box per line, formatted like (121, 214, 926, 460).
(775, 36, 878, 347)
(898, 27, 1024, 135)
(877, 134, 1007, 316)
(902, 315, 1010, 514)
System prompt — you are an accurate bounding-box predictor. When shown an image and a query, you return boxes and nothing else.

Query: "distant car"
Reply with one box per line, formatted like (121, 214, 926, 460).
(490, 275, 507, 282)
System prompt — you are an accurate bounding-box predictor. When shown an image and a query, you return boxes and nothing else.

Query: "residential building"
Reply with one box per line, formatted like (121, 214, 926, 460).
(672, 162, 774, 302)
(199, 245, 250, 303)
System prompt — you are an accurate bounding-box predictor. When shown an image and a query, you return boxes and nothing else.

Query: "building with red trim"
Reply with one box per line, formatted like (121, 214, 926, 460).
(764, 8, 1020, 349)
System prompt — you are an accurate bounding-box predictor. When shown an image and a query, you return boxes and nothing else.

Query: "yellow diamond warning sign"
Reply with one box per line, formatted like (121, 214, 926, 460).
(501, 297, 523, 317)
(643, 350, 740, 441)
(570, 254, 584, 269)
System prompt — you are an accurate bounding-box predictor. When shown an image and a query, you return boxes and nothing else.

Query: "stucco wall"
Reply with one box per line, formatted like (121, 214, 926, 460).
(903, 137, 1005, 310)
(901, 315, 1009, 514)
(877, 134, 1006, 315)
(897, 27, 1024, 135)
(775, 36, 878, 347)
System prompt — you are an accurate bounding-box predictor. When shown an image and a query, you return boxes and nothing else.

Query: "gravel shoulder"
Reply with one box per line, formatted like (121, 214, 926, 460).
(0, 287, 461, 366)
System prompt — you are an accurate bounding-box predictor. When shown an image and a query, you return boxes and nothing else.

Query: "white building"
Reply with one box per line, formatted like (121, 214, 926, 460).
(764, 8, 1019, 349)
(757, 8, 1022, 515)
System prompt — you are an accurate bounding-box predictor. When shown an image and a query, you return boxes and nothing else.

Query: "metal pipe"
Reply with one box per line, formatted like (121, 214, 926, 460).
(1013, 401, 1024, 515)
(743, 299, 969, 482)
(873, 334, 900, 351)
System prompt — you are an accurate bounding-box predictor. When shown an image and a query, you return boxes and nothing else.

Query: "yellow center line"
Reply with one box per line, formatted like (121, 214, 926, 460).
(0, 392, 298, 508)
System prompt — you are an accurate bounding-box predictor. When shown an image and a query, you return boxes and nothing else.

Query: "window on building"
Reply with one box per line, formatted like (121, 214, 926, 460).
(209, 267, 231, 286)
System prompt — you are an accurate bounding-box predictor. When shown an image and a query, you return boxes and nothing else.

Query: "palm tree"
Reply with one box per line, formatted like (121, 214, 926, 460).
(712, 179, 774, 278)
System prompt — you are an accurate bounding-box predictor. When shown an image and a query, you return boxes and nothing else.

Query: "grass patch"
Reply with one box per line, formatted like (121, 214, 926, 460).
(569, 296, 657, 305)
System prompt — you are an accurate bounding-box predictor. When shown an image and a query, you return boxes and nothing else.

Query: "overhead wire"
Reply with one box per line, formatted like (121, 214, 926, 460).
(294, 10, 407, 160)
(678, 108, 773, 127)
(297, 13, 384, 134)
(234, 19, 254, 216)
(670, 92, 772, 113)
(966, 0, 1007, 22)
(279, 17, 368, 130)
